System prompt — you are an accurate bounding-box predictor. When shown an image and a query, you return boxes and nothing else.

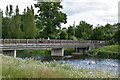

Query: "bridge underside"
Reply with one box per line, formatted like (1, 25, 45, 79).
(2, 47, 91, 57)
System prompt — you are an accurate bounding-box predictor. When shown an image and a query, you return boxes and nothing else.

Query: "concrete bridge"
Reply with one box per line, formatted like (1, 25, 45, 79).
(0, 39, 108, 57)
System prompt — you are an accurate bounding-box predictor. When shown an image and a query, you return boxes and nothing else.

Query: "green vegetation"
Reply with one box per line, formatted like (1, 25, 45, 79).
(17, 48, 74, 57)
(85, 45, 120, 58)
(2, 2, 119, 44)
(64, 48, 74, 55)
(1, 54, 117, 78)
(17, 49, 51, 57)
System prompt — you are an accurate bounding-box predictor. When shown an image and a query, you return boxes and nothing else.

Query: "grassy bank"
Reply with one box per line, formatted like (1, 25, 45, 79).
(85, 45, 120, 58)
(1, 54, 118, 78)
(17, 48, 74, 57)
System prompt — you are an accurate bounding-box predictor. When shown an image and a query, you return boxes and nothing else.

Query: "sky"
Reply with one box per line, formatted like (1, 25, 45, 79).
(0, 0, 119, 27)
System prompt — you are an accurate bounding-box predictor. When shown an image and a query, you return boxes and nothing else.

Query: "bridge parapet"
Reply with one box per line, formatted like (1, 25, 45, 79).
(0, 39, 108, 44)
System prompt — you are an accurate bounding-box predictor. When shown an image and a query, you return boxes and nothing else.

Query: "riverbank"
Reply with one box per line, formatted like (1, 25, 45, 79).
(85, 45, 119, 58)
(1, 54, 118, 78)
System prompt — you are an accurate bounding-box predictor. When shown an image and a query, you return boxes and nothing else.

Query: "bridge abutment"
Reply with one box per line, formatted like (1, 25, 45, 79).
(3, 50, 16, 58)
(51, 48, 64, 56)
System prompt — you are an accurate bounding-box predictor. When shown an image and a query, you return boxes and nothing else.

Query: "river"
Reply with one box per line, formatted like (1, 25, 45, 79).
(20, 55, 119, 74)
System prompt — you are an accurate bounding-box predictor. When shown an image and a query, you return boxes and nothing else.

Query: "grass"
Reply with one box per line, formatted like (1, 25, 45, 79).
(1, 54, 118, 78)
(84, 45, 120, 58)
(85, 45, 120, 58)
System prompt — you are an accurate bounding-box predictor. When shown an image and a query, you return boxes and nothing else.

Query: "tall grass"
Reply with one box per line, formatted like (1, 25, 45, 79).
(1, 54, 118, 78)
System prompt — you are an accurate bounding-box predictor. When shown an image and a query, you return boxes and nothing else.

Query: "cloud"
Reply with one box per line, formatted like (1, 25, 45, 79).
(0, 0, 37, 15)
(0, 0, 119, 27)
(61, 0, 119, 27)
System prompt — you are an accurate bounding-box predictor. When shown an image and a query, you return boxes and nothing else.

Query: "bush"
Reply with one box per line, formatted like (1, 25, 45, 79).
(85, 50, 98, 57)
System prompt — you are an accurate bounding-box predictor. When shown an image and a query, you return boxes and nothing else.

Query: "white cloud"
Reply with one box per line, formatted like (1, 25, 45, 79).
(61, 0, 119, 27)
(0, 0, 37, 15)
(0, 0, 119, 27)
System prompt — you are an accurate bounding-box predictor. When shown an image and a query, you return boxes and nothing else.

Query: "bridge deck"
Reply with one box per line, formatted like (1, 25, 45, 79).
(0, 39, 108, 50)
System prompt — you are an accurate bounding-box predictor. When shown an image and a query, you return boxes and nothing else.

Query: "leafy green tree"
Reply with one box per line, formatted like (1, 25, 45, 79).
(35, 2, 67, 39)
(75, 21, 93, 40)
(104, 23, 115, 40)
(22, 6, 39, 39)
(59, 30, 68, 39)
(2, 5, 11, 38)
(9, 15, 23, 38)
(90, 25, 104, 40)
(67, 26, 74, 39)
(113, 30, 120, 44)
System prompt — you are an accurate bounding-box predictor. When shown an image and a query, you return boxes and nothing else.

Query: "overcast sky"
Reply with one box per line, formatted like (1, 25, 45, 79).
(0, 0, 119, 27)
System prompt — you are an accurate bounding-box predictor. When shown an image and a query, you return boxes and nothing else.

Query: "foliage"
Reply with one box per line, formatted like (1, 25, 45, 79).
(67, 26, 74, 38)
(113, 30, 120, 44)
(59, 30, 68, 39)
(90, 25, 104, 40)
(22, 6, 39, 38)
(17, 49, 51, 57)
(64, 48, 74, 55)
(75, 21, 93, 40)
(85, 45, 120, 58)
(2, 5, 39, 39)
(35, 2, 67, 39)
(69, 36, 78, 40)
(1, 54, 117, 78)
(2, 4, 119, 41)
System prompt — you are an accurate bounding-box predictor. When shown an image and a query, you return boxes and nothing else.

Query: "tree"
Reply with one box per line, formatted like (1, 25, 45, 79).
(75, 21, 93, 40)
(22, 6, 39, 39)
(67, 26, 74, 38)
(0, 10, 2, 38)
(90, 25, 104, 40)
(35, 2, 67, 39)
(104, 23, 115, 40)
(59, 30, 68, 39)
(5, 5, 9, 17)
(9, 5, 13, 17)
(15, 5, 19, 15)
(113, 30, 120, 44)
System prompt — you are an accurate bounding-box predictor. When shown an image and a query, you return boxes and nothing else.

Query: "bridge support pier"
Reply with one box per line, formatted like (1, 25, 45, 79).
(3, 50, 16, 58)
(51, 48, 64, 56)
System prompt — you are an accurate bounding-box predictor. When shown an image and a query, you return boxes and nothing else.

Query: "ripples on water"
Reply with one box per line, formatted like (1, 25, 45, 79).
(57, 57, 118, 74)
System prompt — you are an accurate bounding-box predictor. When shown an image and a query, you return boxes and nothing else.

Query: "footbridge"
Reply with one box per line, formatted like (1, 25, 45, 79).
(0, 39, 108, 57)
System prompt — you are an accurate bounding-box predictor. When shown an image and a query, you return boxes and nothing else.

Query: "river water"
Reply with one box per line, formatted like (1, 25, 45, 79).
(30, 55, 119, 74)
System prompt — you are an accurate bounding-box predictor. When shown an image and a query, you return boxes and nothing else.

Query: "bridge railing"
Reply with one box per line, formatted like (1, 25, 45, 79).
(0, 39, 108, 45)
